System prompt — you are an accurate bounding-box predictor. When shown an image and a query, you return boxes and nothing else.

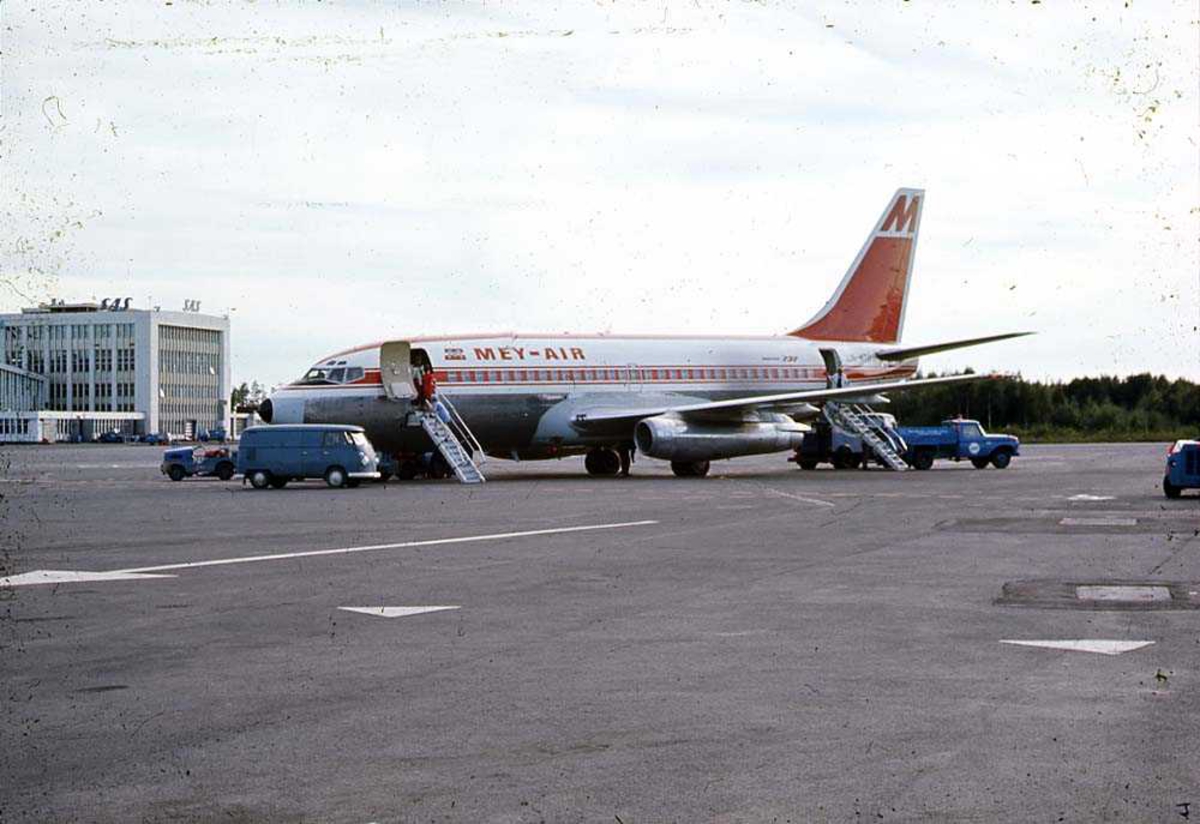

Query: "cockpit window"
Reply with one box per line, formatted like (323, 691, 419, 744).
(298, 367, 335, 385)
(297, 365, 361, 385)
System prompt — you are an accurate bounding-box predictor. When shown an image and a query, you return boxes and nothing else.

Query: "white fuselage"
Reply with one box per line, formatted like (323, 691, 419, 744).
(268, 333, 917, 459)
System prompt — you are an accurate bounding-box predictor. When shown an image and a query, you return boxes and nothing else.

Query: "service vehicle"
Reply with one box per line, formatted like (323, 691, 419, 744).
(898, 419, 1019, 470)
(236, 424, 379, 489)
(198, 426, 228, 443)
(95, 431, 128, 444)
(793, 412, 900, 469)
(1163, 439, 1200, 499)
(161, 446, 238, 482)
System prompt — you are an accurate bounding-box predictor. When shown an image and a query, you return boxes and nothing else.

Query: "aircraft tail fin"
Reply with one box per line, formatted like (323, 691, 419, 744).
(789, 187, 924, 345)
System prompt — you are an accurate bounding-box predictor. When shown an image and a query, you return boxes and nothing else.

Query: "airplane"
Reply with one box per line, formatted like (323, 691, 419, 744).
(259, 188, 1029, 478)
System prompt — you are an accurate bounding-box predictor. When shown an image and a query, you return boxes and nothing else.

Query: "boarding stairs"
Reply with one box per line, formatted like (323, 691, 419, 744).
(824, 402, 908, 472)
(418, 396, 486, 484)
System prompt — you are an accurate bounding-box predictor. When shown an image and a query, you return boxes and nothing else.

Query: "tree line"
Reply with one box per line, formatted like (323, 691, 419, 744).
(885, 372, 1200, 442)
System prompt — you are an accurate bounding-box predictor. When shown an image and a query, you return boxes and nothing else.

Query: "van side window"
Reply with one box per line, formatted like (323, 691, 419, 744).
(322, 431, 353, 447)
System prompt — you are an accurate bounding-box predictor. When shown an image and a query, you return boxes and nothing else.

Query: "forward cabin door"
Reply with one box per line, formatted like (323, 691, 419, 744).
(379, 341, 417, 401)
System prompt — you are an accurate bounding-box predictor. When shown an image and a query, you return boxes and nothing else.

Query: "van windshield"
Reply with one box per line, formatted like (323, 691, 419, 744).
(351, 431, 374, 455)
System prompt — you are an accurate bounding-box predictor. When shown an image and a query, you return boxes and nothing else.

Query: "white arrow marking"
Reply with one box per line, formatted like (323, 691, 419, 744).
(999, 639, 1155, 656)
(338, 606, 460, 618)
(0, 520, 659, 588)
(1068, 494, 1115, 501)
(0, 570, 176, 587)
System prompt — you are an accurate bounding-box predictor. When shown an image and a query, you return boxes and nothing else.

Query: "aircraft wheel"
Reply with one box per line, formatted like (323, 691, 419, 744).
(248, 469, 271, 489)
(585, 448, 621, 476)
(397, 461, 419, 480)
(671, 460, 710, 478)
(167, 464, 186, 482)
(325, 466, 348, 488)
(991, 450, 1012, 469)
(971, 457, 990, 470)
(797, 458, 819, 471)
(427, 454, 451, 480)
(1163, 475, 1182, 499)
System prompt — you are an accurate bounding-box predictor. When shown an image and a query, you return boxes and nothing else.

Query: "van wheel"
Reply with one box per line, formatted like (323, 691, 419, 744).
(911, 451, 935, 471)
(346, 479, 361, 488)
(167, 464, 186, 482)
(991, 450, 1012, 469)
(216, 462, 235, 481)
(269, 476, 289, 489)
(971, 457, 990, 469)
(1164, 475, 1182, 499)
(248, 470, 271, 490)
(325, 466, 348, 488)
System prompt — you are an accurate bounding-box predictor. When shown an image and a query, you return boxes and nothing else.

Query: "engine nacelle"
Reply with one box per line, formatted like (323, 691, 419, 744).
(634, 416, 805, 462)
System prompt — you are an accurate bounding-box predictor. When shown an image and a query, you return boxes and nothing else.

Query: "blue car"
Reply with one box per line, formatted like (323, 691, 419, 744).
(161, 446, 238, 482)
(236, 424, 379, 489)
(1164, 440, 1200, 499)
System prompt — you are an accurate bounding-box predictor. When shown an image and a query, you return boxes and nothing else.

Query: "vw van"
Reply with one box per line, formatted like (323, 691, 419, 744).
(236, 424, 379, 489)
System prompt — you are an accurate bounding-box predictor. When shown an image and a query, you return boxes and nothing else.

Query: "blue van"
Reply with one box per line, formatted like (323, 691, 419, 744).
(237, 424, 379, 489)
(1164, 439, 1200, 499)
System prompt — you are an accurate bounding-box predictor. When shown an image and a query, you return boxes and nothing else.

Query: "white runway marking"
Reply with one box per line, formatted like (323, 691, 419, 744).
(339, 606, 460, 618)
(1000, 639, 1155, 656)
(1068, 494, 1116, 502)
(0, 520, 660, 588)
(758, 488, 836, 508)
(1076, 585, 1171, 602)
(1059, 517, 1137, 526)
(0, 570, 177, 587)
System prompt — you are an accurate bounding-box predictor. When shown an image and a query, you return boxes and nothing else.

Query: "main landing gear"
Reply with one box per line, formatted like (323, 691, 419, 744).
(670, 460, 710, 478)
(585, 446, 635, 477)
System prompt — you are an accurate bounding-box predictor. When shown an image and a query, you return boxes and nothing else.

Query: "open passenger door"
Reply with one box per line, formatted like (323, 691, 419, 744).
(380, 341, 417, 401)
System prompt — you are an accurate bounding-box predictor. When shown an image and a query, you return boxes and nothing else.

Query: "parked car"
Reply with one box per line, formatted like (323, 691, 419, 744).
(198, 426, 228, 442)
(1164, 439, 1200, 499)
(161, 446, 238, 482)
(95, 431, 128, 444)
(236, 424, 379, 489)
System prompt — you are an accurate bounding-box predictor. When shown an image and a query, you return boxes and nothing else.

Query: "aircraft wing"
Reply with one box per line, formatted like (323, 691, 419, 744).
(571, 372, 994, 431)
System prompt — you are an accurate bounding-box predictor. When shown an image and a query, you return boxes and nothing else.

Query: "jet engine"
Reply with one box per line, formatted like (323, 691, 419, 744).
(633, 416, 805, 462)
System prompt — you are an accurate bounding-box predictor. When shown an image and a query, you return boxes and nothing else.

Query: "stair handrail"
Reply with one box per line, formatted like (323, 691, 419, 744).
(436, 394, 486, 463)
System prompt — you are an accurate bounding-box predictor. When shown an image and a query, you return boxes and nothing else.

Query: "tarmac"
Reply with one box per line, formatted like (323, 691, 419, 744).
(1, 442, 1197, 822)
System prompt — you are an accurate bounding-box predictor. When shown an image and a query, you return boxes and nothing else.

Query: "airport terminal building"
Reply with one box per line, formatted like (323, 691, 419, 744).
(0, 300, 231, 442)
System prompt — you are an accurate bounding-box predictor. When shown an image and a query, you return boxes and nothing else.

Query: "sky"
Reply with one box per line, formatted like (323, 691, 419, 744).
(3, 2, 1198, 388)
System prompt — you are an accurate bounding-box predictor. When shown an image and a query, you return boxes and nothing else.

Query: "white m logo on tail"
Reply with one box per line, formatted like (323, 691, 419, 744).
(879, 194, 920, 235)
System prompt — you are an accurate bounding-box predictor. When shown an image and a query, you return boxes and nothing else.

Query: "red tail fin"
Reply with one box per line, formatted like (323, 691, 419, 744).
(789, 188, 924, 345)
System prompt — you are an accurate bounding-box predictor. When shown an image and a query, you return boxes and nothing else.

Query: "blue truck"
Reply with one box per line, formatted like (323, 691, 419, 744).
(161, 446, 238, 481)
(1163, 439, 1200, 499)
(898, 419, 1020, 470)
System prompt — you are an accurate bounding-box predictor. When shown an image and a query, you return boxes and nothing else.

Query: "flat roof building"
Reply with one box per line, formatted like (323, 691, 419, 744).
(0, 299, 231, 441)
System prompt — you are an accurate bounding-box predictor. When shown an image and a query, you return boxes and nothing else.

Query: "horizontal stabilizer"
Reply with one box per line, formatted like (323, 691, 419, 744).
(875, 332, 1034, 362)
